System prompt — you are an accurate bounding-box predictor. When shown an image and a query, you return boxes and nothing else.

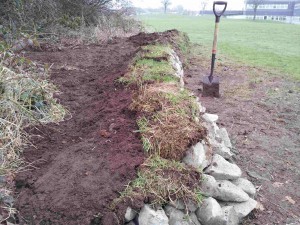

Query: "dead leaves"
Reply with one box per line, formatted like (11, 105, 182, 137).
(272, 182, 284, 188)
(284, 196, 296, 205)
(256, 202, 265, 211)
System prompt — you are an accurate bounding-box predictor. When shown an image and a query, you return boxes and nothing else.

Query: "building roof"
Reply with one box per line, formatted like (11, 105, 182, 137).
(247, 0, 300, 2)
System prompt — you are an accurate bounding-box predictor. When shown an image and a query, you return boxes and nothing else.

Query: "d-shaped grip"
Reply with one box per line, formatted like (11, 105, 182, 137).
(213, 1, 227, 21)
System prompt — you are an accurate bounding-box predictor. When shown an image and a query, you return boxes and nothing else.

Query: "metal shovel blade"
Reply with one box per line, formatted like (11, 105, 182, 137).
(202, 75, 220, 98)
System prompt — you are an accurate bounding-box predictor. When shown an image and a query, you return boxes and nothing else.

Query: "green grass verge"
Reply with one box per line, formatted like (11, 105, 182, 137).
(138, 14, 300, 80)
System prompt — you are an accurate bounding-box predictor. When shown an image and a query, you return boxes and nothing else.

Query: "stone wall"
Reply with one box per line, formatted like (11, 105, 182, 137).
(123, 47, 258, 225)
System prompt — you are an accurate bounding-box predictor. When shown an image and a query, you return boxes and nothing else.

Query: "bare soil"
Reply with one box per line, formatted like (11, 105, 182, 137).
(15, 40, 145, 225)
(185, 47, 300, 225)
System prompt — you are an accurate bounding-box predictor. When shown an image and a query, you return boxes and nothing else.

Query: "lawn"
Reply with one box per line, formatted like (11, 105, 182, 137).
(138, 14, 300, 80)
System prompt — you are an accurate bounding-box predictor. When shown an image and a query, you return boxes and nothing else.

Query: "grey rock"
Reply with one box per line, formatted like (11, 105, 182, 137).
(170, 199, 198, 212)
(196, 197, 225, 225)
(190, 213, 202, 225)
(224, 198, 257, 220)
(126, 222, 135, 225)
(222, 206, 239, 225)
(139, 204, 169, 225)
(183, 142, 211, 170)
(170, 50, 184, 79)
(202, 113, 219, 123)
(203, 122, 220, 140)
(196, 100, 206, 113)
(204, 154, 242, 180)
(210, 139, 233, 159)
(125, 207, 137, 222)
(216, 128, 232, 148)
(201, 175, 249, 202)
(214, 180, 249, 202)
(200, 174, 218, 197)
(231, 178, 256, 197)
(165, 205, 202, 225)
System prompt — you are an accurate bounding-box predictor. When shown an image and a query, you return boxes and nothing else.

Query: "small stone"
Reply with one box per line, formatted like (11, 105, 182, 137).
(190, 213, 202, 225)
(202, 113, 219, 123)
(231, 178, 256, 197)
(196, 197, 225, 225)
(197, 101, 206, 113)
(200, 174, 218, 197)
(183, 142, 211, 170)
(210, 139, 233, 159)
(222, 206, 239, 225)
(99, 129, 111, 138)
(216, 128, 232, 148)
(223, 198, 257, 220)
(125, 207, 137, 222)
(126, 222, 135, 225)
(139, 204, 169, 225)
(204, 154, 242, 180)
(165, 205, 201, 225)
(171, 199, 198, 212)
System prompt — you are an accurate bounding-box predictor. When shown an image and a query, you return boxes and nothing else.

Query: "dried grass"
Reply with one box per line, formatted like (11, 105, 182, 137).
(132, 82, 207, 160)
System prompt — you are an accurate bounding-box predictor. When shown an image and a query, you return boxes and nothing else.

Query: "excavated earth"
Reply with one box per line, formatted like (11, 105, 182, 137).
(14, 31, 183, 225)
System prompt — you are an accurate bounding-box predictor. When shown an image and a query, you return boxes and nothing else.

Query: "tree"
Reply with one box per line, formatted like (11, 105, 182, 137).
(175, 5, 184, 14)
(200, 0, 208, 15)
(250, 0, 264, 20)
(161, 0, 171, 14)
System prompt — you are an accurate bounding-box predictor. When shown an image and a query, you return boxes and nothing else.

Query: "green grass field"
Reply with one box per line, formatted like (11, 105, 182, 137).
(139, 14, 300, 79)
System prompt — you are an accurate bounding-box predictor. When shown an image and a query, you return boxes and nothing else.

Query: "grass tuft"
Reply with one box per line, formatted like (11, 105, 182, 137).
(113, 155, 203, 208)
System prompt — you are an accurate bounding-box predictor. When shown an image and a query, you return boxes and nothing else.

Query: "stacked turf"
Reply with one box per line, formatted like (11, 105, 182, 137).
(115, 41, 257, 225)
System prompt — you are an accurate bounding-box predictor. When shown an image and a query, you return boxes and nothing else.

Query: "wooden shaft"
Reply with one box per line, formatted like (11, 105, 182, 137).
(212, 22, 219, 54)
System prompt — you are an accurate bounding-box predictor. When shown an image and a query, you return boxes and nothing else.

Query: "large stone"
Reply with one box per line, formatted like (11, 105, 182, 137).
(165, 205, 202, 225)
(204, 154, 242, 180)
(196, 197, 225, 225)
(210, 139, 233, 159)
(216, 128, 232, 148)
(231, 178, 256, 197)
(139, 204, 169, 225)
(183, 142, 211, 170)
(214, 180, 249, 202)
(125, 207, 137, 222)
(222, 206, 239, 225)
(201, 175, 249, 202)
(202, 113, 219, 123)
(223, 198, 258, 220)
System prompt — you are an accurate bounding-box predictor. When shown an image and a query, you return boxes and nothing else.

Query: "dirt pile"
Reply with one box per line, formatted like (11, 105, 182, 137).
(15, 41, 142, 224)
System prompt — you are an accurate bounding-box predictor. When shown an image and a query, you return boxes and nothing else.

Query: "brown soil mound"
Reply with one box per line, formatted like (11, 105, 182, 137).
(14, 39, 146, 224)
